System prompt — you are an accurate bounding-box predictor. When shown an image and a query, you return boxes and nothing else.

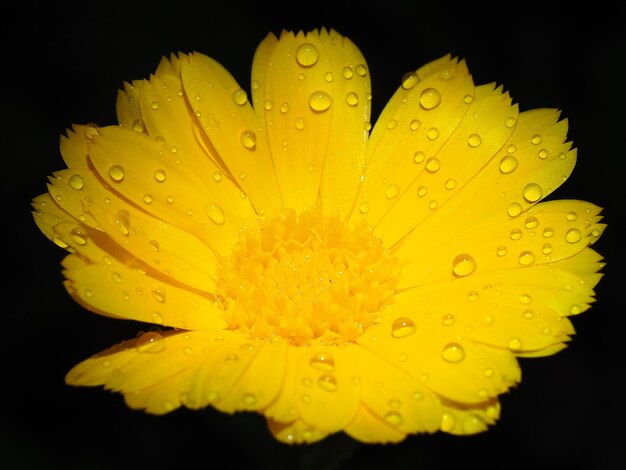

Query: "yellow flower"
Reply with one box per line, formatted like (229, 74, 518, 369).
(32, 28, 605, 444)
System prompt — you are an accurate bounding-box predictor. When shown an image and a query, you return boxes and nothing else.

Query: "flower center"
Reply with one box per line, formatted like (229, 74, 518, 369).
(217, 209, 400, 346)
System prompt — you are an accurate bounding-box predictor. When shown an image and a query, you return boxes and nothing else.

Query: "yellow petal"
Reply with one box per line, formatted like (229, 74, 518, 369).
(63, 264, 225, 329)
(346, 344, 442, 435)
(32, 193, 75, 245)
(344, 405, 407, 444)
(115, 80, 144, 130)
(439, 399, 501, 435)
(87, 126, 239, 255)
(181, 52, 282, 214)
(46, 169, 101, 229)
(266, 417, 330, 444)
(60, 126, 91, 169)
(251, 28, 371, 214)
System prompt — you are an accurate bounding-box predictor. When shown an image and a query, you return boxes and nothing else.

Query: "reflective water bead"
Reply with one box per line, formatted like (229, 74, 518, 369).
(442, 313, 456, 326)
(280, 102, 290, 114)
(153, 169, 167, 182)
(355, 64, 368, 76)
(538, 148, 549, 159)
(212, 171, 222, 182)
(543, 227, 554, 238)
(317, 374, 338, 392)
(294, 117, 305, 130)
(68, 174, 84, 190)
(391, 317, 417, 338)
(108, 165, 125, 182)
(232, 88, 248, 105)
(510, 228, 522, 240)
(310, 352, 335, 371)
(309, 90, 332, 112)
(132, 119, 145, 133)
(504, 116, 517, 128)
(419, 88, 441, 110)
(425, 157, 440, 172)
(452, 253, 476, 277)
(507, 202, 522, 217)
(264, 99, 273, 110)
(499, 155, 518, 174)
(445, 178, 457, 190)
(467, 133, 482, 147)
(143, 193, 153, 204)
(70, 226, 88, 245)
(136, 331, 166, 353)
(507, 337, 523, 350)
(345, 92, 359, 106)
(467, 291, 479, 302)
(342, 66, 353, 79)
(359, 201, 369, 214)
(566, 211, 578, 221)
(240, 129, 257, 150)
(518, 250, 535, 265)
(295, 43, 319, 67)
(324, 72, 333, 82)
(541, 243, 553, 255)
(525, 216, 539, 229)
(150, 101, 159, 110)
(413, 151, 425, 164)
(523, 183, 542, 203)
(384, 411, 404, 426)
(496, 245, 507, 257)
(149, 240, 160, 252)
(205, 203, 226, 225)
(152, 287, 166, 303)
(401, 71, 419, 90)
(409, 119, 422, 131)
(417, 185, 428, 197)
(531, 134, 542, 145)
(385, 184, 399, 199)
(565, 228, 582, 243)
(426, 127, 439, 140)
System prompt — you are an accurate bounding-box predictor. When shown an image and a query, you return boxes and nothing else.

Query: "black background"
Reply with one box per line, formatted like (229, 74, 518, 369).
(3, 1, 623, 469)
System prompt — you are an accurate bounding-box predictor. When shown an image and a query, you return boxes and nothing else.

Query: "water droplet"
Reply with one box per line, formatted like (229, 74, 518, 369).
(441, 343, 466, 363)
(445, 178, 457, 190)
(294, 117, 306, 130)
(251, 80, 260, 91)
(263, 99, 273, 110)
(242, 393, 257, 406)
(452, 254, 476, 277)
(467, 291, 479, 302)
(510, 228, 522, 240)
(240, 129, 257, 150)
(132, 119, 145, 133)
(70, 226, 88, 245)
(294, 42, 319, 68)
(442, 313, 456, 326)
(441, 412, 456, 432)
(524, 216, 539, 229)
(205, 202, 226, 225)
(426, 127, 439, 140)
(108, 165, 125, 182)
(538, 148, 549, 159)
(152, 287, 166, 303)
(419, 88, 441, 110)
(114, 209, 131, 235)
(345, 92, 359, 106)
(463, 94, 474, 104)
(409, 119, 422, 131)
(152, 312, 163, 324)
(467, 133, 482, 147)
(391, 317, 416, 338)
(355, 64, 368, 77)
(68, 174, 84, 190)
(439, 68, 456, 80)
(496, 245, 507, 257)
(428, 200, 438, 210)
(280, 102, 290, 114)
(309, 90, 332, 112)
(324, 72, 333, 82)
(523, 183, 542, 203)
(384, 411, 404, 426)
(566, 211, 578, 221)
(136, 331, 166, 353)
(565, 228, 582, 243)
(518, 250, 535, 266)
(425, 157, 440, 173)
(417, 185, 428, 197)
(310, 353, 335, 372)
(232, 88, 248, 106)
(531, 134, 542, 145)
(401, 71, 419, 90)
(317, 374, 338, 392)
(143, 193, 153, 204)
(212, 171, 222, 182)
(499, 155, 519, 174)
(148, 239, 160, 252)
(154, 169, 167, 182)
(150, 101, 159, 110)
(507, 202, 522, 217)
(342, 66, 353, 79)
(359, 201, 369, 214)
(507, 337, 523, 350)
(385, 184, 399, 199)
(504, 116, 517, 128)
(413, 151, 425, 164)
(386, 119, 398, 130)
(540, 243, 553, 255)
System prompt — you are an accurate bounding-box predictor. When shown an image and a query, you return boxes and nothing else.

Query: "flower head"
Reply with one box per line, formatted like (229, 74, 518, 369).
(32, 28, 605, 444)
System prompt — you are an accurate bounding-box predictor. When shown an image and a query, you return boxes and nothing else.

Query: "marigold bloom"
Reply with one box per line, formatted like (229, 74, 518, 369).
(32, 28, 605, 444)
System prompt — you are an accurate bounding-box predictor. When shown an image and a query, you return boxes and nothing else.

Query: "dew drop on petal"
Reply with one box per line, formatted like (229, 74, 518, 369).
(538, 148, 549, 159)
(342, 66, 353, 79)
(143, 193, 153, 204)
(505, 116, 517, 128)
(132, 119, 145, 132)
(467, 133, 482, 147)
(419, 88, 441, 110)
(426, 127, 439, 140)
(445, 178, 457, 190)
(152, 287, 166, 303)
(205, 202, 226, 225)
(565, 228, 582, 243)
(452, 254, 476, 277)
(518, 250, 535, 266)
(401, 71, 419, 90)
(499, 155, 519, 174)
(153, 169, 167, 182)
(496, 245, 507, 257)
(523, 183, 542, 203)
(441, 343, 465, 363)
(425, 157, 440, 173)
(295, 43, 319, 67)
(355, 64, 368, 77)
(441, 412, 456, 432)
(240, 130, 257, 150)
(70, 226, 88, 245)
(391, 317, 416, 338)
(359, 201, 369, 214)
(309, 90, 332, 112)
(232, 88, 248, 106)
(413, 151, 425, 164)
(149, 240, 160, 252)
(310, 353, 335, 372)
(417, 185, 428, 197)
(507, 337, 523, 350)
(68, 174, 84, 190)
(409, 119, 422, 131)
(109, 165, 125, 182)
(524, 216, 539, 229)
(136, 331, 166, 353)
(531, 134, 542, 145)
(507, 202, 522, 217)
(510, 228, 522, 240)
(385, 184, 399, 199)
(212, 171, 222, 182)
(442, 313, 456, 326)
(317, 374, 338, 392)
(345, 92, 359, 106)
(384, 411, 404, 426)
(242, 393, 257, 406)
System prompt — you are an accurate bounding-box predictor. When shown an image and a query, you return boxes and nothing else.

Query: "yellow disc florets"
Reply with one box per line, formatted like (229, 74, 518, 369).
(217, 208, 400, 346)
